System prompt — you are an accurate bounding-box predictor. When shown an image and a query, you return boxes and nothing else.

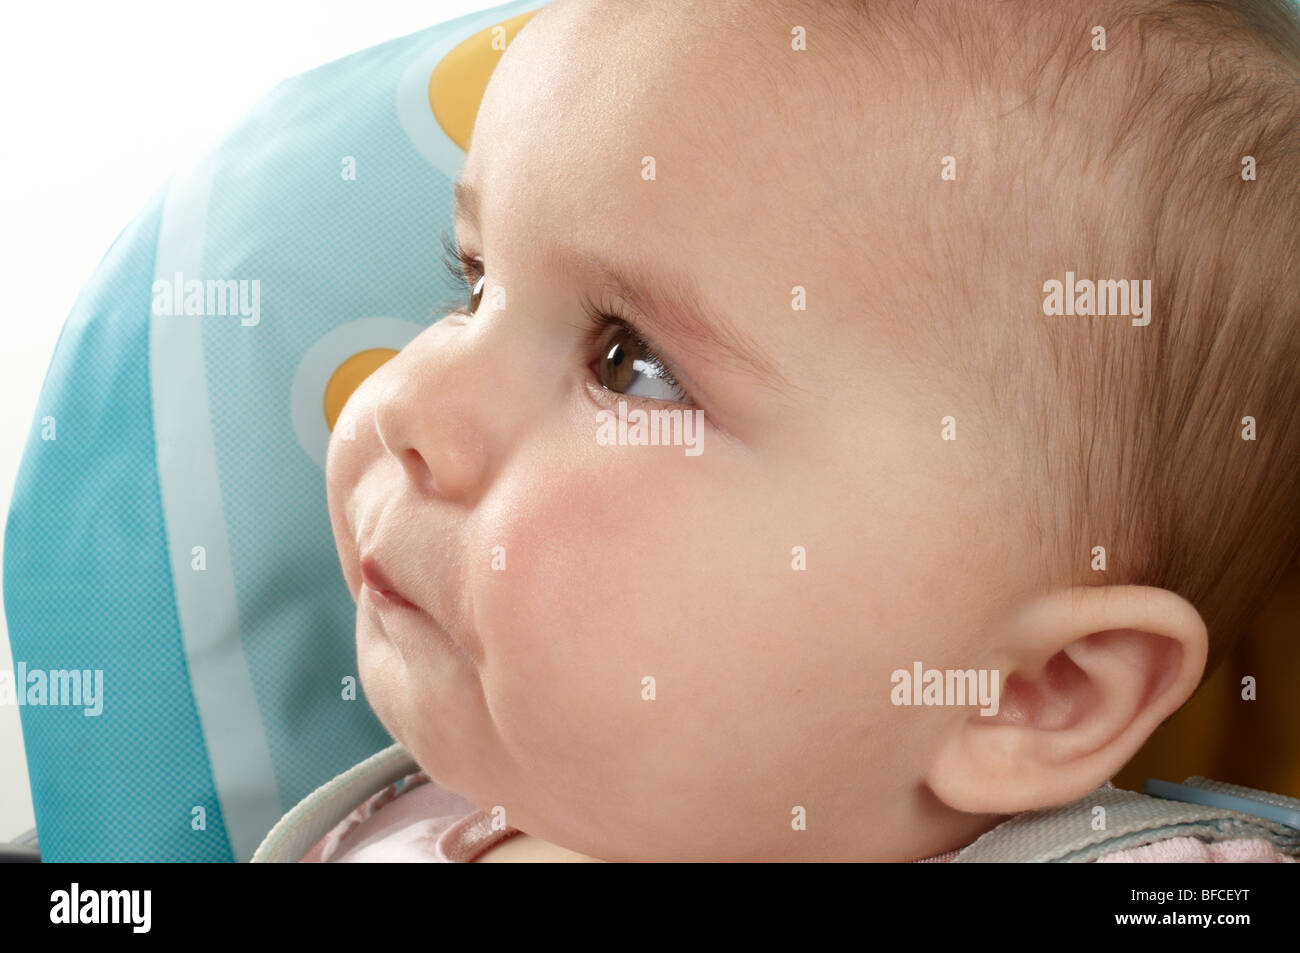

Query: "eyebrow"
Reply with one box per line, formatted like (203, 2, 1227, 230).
(452, 179, 792, 393)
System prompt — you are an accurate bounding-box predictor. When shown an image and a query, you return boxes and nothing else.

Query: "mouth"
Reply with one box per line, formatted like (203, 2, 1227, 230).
(359, 555, 423, 614)
(357, 546, 477, 666)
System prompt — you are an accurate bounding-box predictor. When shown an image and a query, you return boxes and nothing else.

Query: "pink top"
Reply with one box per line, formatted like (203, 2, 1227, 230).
(300, 769, 1296, 863)
(301, 770, 520, 863)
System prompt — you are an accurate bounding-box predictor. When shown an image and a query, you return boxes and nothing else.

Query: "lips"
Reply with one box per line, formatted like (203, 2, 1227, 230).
(360, 554, 422, 613)
(358, 546, 479, 665)
(353, 506, 482, 666)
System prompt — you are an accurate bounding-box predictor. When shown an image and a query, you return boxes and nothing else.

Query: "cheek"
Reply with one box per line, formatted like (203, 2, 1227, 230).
(474, 421, 779, 663)
(468, 425, 758, 798)
(464, 422, 860, 799)
(474, 443, 685, 696)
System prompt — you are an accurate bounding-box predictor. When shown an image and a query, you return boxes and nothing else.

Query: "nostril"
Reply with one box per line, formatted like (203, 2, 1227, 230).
(401, 447, 438, 495)
(401, 446, 426, 474)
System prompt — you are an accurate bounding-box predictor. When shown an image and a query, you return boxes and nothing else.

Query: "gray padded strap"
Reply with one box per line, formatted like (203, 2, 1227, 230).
(250, 742, 417, 863)
(252, 752, 1300, 863)
(1172, 775, 1300, 827)
(953, 781, 1300, 863)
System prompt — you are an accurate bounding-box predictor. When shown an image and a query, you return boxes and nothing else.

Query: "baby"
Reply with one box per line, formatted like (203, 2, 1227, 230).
(312, 0, 1300, 861)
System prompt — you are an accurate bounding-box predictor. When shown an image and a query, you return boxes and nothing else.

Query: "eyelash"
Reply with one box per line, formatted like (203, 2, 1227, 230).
(437, 230, 690, 404)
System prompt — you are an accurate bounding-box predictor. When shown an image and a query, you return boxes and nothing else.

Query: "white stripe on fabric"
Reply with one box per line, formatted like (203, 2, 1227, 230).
(150, 154, 282, 862)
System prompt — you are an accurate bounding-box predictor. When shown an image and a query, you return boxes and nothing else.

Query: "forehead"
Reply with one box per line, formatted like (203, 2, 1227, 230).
(467, 4, 788, 249)
(467, 4, 907, 349)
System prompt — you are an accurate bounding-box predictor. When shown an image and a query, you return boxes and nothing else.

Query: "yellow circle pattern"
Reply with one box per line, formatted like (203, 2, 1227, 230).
(428, 10, 541, 150)
(324, 349, 399, 430)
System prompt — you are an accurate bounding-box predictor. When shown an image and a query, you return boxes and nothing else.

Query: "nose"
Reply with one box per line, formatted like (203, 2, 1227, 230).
(371, 327, 491, 503)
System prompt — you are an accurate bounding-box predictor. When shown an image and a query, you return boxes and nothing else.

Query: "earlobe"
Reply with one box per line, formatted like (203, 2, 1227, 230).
(924, 585, 1209, 815)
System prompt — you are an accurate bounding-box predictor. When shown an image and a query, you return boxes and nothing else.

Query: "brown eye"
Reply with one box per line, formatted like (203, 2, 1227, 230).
(467, 272, 485, 314)
(596, 325, 687, 402)
(439, 233, 486, 318)
(598, 328, 636, 391)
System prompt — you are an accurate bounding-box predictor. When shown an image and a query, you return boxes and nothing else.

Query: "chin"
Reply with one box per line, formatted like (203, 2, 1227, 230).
(355, 628, 408, 730)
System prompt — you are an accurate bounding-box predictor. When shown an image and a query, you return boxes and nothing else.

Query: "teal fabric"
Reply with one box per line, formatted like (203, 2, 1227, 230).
(4, 191, 232, 862)
(4, 0, 549, 861)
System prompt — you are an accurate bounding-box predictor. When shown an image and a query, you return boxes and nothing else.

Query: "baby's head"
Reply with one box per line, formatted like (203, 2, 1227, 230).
(325, 0, 1300, 860)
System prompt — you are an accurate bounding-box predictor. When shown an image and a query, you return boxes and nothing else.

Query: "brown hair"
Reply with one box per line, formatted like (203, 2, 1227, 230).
(764, 0, 1300, 678)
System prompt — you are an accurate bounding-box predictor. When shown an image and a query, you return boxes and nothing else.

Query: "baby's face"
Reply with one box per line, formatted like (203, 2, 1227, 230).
(326, 0, 1022, 860)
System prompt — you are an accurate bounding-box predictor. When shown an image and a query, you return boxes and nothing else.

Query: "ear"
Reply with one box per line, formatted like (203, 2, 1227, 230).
(925, 585, 1208, 814)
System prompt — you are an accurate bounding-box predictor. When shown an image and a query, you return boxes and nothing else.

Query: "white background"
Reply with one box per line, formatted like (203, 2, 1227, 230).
(0, 0, 507, 843)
